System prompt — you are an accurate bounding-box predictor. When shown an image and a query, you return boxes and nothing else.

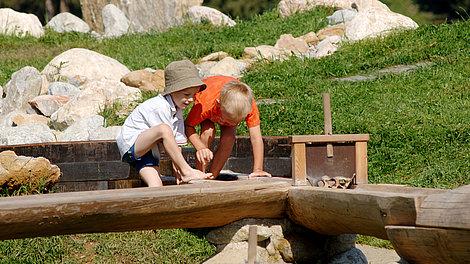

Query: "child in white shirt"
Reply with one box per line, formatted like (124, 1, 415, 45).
(116, 60, 212, 187)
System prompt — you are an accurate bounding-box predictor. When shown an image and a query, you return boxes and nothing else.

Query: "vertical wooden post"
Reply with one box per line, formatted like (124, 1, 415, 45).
(355, 141, 368, 184)
(322, 93, 334, 158)
(291, 143, 307, 186)
(247, 225, 257, 264)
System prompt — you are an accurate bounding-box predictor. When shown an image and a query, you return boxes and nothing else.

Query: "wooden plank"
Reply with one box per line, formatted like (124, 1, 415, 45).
(247, 225, 257, 264)
(55, 181, 109, 192)
(291, 134, 369, 143)
(58, 161, 131, 182)
(291, 143, 307, 186)
(416, 184, 470, 230)
(355, 141, 368, 184)
(322, 93, 334, 157)
(354, 184, 445, 195)
(0, 180, 289, 240)
(288, 186, 427, 239)
(108, 180, 143, 189)
(386, 225, 470, 264)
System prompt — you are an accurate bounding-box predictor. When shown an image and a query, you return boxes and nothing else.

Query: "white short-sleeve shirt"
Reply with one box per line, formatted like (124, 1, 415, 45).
(116, 94, 187, 158)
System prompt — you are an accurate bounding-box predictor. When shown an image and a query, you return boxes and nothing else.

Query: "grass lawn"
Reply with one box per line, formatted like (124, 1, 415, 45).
(0, 6, 468, 263)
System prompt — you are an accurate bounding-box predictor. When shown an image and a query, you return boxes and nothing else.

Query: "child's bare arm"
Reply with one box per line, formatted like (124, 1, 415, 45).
(248, 125, 271, 177)
(185, 124, 213, 168)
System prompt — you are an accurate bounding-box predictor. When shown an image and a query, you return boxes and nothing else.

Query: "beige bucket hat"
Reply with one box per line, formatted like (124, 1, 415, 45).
(161, 59, 206, 96)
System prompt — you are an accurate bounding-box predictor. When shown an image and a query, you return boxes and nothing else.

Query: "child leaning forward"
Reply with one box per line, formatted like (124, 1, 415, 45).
(116, 60, 212, 187)
(185, 75, 271, 179)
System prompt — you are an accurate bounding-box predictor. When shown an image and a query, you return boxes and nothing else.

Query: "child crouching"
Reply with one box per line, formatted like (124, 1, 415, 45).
(185, 76, 271, 179)
(116, 60, 212, 187)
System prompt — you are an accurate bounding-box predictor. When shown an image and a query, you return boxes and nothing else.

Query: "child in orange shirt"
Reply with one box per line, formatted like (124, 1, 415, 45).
(185, 75, 271, 179)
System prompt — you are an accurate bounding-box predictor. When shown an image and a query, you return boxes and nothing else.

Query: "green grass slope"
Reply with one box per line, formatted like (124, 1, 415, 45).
(0, 8, 468, 262)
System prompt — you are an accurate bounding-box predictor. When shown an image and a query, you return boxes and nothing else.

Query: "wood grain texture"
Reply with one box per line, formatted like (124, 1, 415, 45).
(0, 180, 289, 240)
(416, 184, 470, 230)
(291, 143, 307, 186)
(291, 134, 369, 143)
(355, 141, 368, 184)
(288, 186, 428, 239)
(387, 225, 470, 264)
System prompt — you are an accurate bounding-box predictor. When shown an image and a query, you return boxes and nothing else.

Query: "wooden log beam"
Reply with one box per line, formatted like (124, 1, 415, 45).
(287, 185, 443, 239)
(386, 225, 470, 264)
(290, 134, 369, 143)
(0, 180, 289, 240)
(416, 184, 470, 230)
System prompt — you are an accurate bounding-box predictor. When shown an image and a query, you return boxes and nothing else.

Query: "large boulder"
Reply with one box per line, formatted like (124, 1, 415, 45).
(50, 79, 141, 127)
(80, 0, 203, 33)
(277, 0, 390, 17)
(0, 66, 43, 117)
(0, 150, 60, 194)
(187, 6, 236, 27)
(41, 48, 130, 83)
(345, 9, 418, 41)
(0, 8, 44, 38)
(102, 4, 130, 38)
(46, 12, 90, 33)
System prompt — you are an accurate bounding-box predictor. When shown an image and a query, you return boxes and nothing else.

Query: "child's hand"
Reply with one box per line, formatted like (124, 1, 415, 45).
(196, 148, 213, 165)
(248, 170, 272, 178)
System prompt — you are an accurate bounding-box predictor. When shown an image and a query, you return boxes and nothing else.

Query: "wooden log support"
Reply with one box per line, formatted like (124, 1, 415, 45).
(386, 225, 470, 264)
(0, 180, 289, 240)
(355, 141, 368, 184)
(291, 143, 307, 186)
(416, 184, 470, 230)
(247, 225, 258, 264)
(287, 185, 444, 239)
(322, 93, 334, 158)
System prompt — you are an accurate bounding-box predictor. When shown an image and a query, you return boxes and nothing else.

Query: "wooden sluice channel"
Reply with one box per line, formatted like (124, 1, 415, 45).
(0, 137, 468, 264)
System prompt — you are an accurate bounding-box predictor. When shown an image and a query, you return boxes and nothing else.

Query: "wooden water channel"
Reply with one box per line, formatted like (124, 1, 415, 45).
(0, 137, 468, 264)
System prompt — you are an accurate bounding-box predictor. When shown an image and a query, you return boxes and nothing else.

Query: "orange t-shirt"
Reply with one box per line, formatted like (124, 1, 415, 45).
(185, 76, 260, 128)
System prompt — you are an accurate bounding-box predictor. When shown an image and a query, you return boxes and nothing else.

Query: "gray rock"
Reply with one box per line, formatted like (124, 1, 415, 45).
(89, 126, 121, 141)
(0, 8, 44, 38)
(327, 9, 357, 25)
(207, 57, 247, 77)
(50, 79, 140, 127)
(0, 123, 56, 145)
(29, 95, 70, 117)
(102, 4, 130, 38)
(42, 48, 130, 84)
(345, 9, 418, 41)
(1, 66, 42, 116)
(56, 115, 104, 142)
(48, 82, 81, 97)
(46, 12, 90, 33)
(196, 61, 217, 78)
(313, 36, 340, 58)
(328, 247, 367, 264)
(188, 6, 236, 27)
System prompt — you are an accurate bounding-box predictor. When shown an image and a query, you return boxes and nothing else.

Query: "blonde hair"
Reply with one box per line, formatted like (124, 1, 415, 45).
(220, 81, 253, 121)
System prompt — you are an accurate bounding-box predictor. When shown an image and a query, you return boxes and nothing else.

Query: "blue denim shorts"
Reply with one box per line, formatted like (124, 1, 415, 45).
(122, 144, 160, 172)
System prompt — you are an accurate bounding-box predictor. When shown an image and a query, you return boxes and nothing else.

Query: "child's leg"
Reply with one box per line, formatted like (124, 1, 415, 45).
(210, 125, 236, 178)
(197, 120, 216, 172)
(135, 124, 211, 183)
(139, 166, 163, 187)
